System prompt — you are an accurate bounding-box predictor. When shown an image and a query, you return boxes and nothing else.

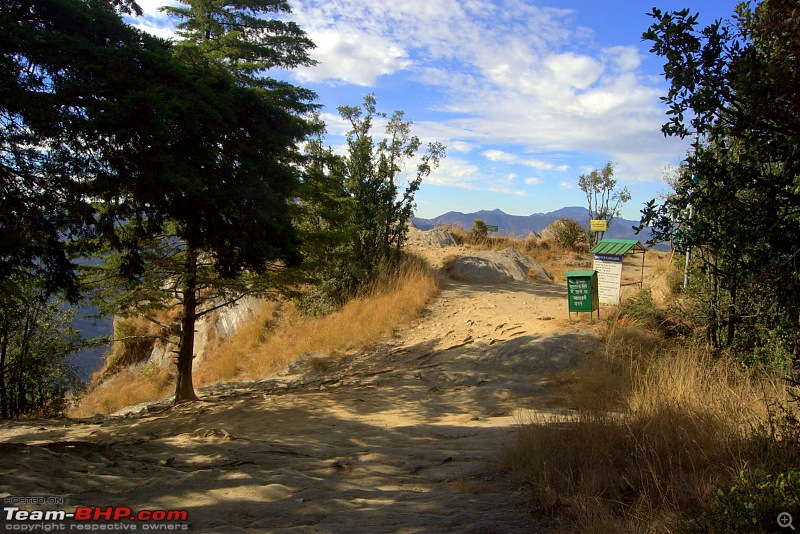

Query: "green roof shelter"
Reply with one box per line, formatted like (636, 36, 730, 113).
(589, 239, 647, 304)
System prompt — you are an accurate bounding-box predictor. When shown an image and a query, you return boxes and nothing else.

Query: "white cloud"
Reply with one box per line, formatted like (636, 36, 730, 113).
(294, 31, 410, 86)
(543, 53, 603, 91)
(520, 158, 569, 171)
(425, 157, 481, 189)
(482, 150, 568, 172)
(559, 181, 575, 189)
(489, 187, 527, 196)
(483, 149, 517, 163)
(448, 141, 475, 153)
(131, 0, 687, 191)
(525, 177, 543, 185)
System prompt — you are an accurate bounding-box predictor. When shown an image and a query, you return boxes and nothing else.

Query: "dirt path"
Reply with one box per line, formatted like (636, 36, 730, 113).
(0, 269, 599, 532)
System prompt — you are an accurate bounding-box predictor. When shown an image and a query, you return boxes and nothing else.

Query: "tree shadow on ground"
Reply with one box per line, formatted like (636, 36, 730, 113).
(0, 321, 597, 532)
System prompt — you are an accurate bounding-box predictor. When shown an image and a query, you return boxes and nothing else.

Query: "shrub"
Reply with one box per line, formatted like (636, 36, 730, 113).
(465, 219, 489, 244)
(549, 218, 589, 251)
(700, 468, 800, 532)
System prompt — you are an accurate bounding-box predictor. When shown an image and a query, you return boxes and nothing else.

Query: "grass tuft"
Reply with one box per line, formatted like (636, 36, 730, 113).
(504, 317, 794, 532)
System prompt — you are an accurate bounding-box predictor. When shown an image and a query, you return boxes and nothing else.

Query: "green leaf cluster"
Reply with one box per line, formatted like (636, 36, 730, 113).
(639, 1, 800, 364)
(297, 95, 445, 314)
(0, 278, 83, 418)
(699, 468, 800, 532)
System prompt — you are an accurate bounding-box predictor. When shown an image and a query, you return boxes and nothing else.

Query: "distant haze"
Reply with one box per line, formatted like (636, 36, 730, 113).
(412, 206, 657, 245)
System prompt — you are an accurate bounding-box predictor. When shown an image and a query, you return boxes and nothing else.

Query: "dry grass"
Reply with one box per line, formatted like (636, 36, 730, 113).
(70, 365, 174, 417)
(70, 314, 176, 417)
(503, 316, 792, 532)
(196, 253, 439, 384)
(93, 315, 164, 380)
(72, 254, 438, 415)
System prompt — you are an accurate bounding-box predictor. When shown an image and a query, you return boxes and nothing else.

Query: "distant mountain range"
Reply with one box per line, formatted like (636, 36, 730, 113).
(412, 206, 658, 245)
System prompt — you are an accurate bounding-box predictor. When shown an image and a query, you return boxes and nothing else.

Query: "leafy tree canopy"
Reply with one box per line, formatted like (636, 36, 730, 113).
(639, 0, 800, 357)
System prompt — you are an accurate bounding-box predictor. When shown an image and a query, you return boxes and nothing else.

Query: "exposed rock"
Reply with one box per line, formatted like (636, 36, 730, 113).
(406, 226, 460, 249)
(447, 248, 553, 285)
(140, 296, 263, 371)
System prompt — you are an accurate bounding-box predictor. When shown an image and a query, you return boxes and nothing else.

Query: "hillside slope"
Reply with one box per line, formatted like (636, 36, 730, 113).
(0, 239, 609, 531)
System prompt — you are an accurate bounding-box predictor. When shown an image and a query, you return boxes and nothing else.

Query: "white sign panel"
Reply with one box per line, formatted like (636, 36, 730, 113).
(594, 253, 623, 305)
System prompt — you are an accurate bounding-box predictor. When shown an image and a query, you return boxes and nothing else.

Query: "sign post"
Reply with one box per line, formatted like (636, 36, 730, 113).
(486, 225, 499, 233)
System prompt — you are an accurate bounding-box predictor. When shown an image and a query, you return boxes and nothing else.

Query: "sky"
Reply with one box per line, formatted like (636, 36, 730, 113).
(129, 0, 742, 221)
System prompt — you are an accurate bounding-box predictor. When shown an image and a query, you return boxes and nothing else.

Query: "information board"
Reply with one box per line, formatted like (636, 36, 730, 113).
(590, 219, 608, 232)
(594, 253, 623, 304)
(567, 277, 593, 312)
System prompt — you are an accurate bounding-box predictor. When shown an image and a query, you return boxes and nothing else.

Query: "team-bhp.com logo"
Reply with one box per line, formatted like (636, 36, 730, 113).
(4, 505, 189, 531)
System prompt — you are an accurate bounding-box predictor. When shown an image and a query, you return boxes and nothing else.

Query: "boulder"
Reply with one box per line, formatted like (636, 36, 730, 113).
(406, 226, 460, 248)
(448, 248, 552, 285)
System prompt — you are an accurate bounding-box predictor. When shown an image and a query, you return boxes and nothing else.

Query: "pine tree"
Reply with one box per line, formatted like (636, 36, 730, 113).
(115, 0, 318, 401)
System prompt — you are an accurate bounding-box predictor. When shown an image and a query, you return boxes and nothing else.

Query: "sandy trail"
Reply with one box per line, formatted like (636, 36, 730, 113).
(0, 271, 599, 532)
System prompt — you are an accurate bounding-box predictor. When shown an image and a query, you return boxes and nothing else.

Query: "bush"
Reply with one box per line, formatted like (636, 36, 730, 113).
(620, 289, 665, 329)
(549, 218, 589, 251)
(700, 469, 800, 532)
(465, 219, 489, 244)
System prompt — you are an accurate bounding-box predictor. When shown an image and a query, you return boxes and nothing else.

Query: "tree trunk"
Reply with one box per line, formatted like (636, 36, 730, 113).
(0, 335, 7, 419)
(174, 245, 200, 403)
(727, 279, 737, 348)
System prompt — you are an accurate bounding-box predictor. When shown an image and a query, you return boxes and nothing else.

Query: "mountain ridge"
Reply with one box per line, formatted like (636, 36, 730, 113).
(412, 206, 654, 243)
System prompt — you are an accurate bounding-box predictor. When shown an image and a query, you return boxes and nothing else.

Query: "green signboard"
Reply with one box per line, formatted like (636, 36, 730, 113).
(486, 225, 499, 232)
(566, 269, 599, 320)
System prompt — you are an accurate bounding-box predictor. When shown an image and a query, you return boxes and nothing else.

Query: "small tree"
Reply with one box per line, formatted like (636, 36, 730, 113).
(339, 95, 445, 271)
(550, 218, 589, 252)
(578, 162, 631, 244)
(300, 94, 444, 311)
(466, 219, 489, 244)
(0, 279, 83, 419)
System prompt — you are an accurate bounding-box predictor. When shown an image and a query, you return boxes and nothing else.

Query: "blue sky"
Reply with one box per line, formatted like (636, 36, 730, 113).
(130, 0, 741, 220)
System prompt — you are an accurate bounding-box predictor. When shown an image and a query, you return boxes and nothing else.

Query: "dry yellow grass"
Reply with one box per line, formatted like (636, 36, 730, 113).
(504, 317, 791, 532)
(70, 366, 174, 417)
(198, 253, 439, 383)
(72, 254, 439, 416)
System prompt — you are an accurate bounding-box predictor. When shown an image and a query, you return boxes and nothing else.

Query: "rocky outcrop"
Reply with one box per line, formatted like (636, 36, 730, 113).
(406, 226, 460, 248)
(141, 296, 263, 371)
(447, 248, 552, 285)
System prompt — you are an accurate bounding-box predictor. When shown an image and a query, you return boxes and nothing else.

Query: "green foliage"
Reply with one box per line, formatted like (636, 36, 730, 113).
(577, 162, 631, 245)
(619, 289, 665, 330)
(162, 0, 316, 86)
(639, 2, 800, 370)
(0, 280, 83, 418)
(297, 95, 445, 314)
(700, 469, 800, 533)
(549, 218, 589, 252)
(465, 219, 489, 244)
